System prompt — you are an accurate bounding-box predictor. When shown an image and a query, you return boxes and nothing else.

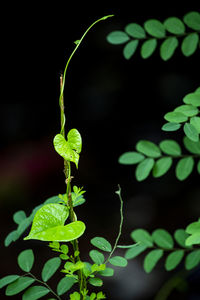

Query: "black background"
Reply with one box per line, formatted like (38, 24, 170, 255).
(1, 3, 200, 300)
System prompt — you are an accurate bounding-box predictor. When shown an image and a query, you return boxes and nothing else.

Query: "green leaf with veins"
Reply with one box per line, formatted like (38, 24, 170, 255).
(53, 129, 82, 168)
(24, 204, 85, 242)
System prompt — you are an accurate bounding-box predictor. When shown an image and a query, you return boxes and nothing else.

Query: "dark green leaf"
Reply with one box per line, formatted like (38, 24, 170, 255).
(143, 249, 163, 273)
(165, 250, 184, 271)
(140, 39, 157, 58)
(125, 23, 146, 38)
(109, 256, 128, 267)
(13, 211, 27, 225)
(123, 40, 139, 59)
(125, 244, 147, 259)
(90, 237, 112, 252)
(152, 229, 174, 249)
(197, 160, 200, 174)
(18, 249, 34, 272)
(89, 250, 104, 265)
(190, 117, 200, 133)
(159, 139, 181, 156)
(160, 37, 179, 61)
(0, 275, 20, 289)
(57, 277, 77, 296)
(135, 158, 154, 181)
(5, 277, 35, 296)
(183, 137, 200, 154)
(185, 250, 200, 270)
(131, 229, 153, 247)
(183, 11, 200, 30)
(164, 111, 188, 123)
(175, 104, 199, 117)
(22, 285, 50, 300)
(181, 33, 199, 57)
(41, 257, 61, 282)
(88, 277, 103, 287)
(183, 123, 199, 142)
(174, 229, 189, 248)
(106, 31, 130, 44)
(4, 230, 19, 247)
(136, 140, 161, 158)
(152, 157, 173, 178)
(183, 92, 200, 107)
(162, 122, 181, 131)
(175, 157, 194, 181)
(118, 151, 145, 165)
(144, 19, 165, 38)
(164, 17, 185, 34)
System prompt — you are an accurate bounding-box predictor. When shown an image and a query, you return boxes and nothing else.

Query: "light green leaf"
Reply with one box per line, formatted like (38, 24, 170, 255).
(5, 277, 35, 296)
(160, 37, 178, 61)
(125, 244, 147, 260)
(185, 250, 200, 270)
(165, 250, 184, 271)
(152, 229, 174, 249)
(175, 157, 194, 181)
(183, 137, 200, 154)
(143, 249, 164, 273)
(174, 229, 189, 248)
(22, 285, 50, 300)
(140, 39, 157, 58)
(164, 111, 188, 123)
(159, 139, 181, 156)
(185, 233, 200, 246)
(183, 11, 200, 30)
(18, 249, 34, 272)
(186, 221, 200, 235)
(91, 237, 112, 252)
(57, 277, 77, 296)
(67, 129, 82, 154)
(164, 17, 185, 34)
(24, 205, 85, 242)
(0, 275, 20, 289)
(89, 250, 104, 265)
(152, 157, 173, 178)
(144, 19, 165, 38)
(136, 140, 161, 158)
(181, 33, 199, 57)
(135, 158, 154, 181)
(197, 160, 200, 174)
(175, 104, 199, 117)
(109, 256, 128, 267)
(131, 229, 153, 247)
(125, 23, 146, 38)
(183, 92, 200, 107)
(53, 130, 81, 167)
(183, 123, 199, 142)
(98, 267, 114, 277)
(41, 257, 61, 282)
(88, 277, 103, 287)
(13, 211, 26, 225)
(70, 291, 81, 300)
(106, 31, 130, 44)
(123, 40, 139, 59)
(190, 117, 200, 133)
(118, 151, 145, 165)
(162, 122, 181, 132)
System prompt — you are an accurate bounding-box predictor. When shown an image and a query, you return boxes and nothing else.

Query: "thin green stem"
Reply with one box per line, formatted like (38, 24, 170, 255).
(27, 272, 62, 300)
(105, 184, 124, 263)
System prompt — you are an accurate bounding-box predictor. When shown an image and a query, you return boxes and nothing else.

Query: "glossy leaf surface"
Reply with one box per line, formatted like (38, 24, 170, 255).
(90, 237, 112, 252)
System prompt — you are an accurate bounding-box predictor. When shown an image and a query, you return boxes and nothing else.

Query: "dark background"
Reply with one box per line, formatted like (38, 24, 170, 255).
(1, 3, 200, 300)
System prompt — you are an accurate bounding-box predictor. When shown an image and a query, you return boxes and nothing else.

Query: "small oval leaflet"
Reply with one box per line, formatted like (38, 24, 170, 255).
(183, 123, 199, 142)
(22, 285, 50, 300)
(165, 250, 184, 271)
(164, 17, 185, 34)
(152, 229, 174, 249)
(183, 137, 200, 155)
(109, 256, 128, 267)
(135, 158, 154, 181)
(174, 229, 189, 248)
(118, 151, 144, 165)
(152, 157, 173, 178)
(131, 229, 153, 247)
(185, 250, 200, 270)
(5, 277, 35, 296)
(89, 250, 105, 265)
(164, 111, 188, 123)
(175, 157, 194, 181)
(160, 37, 179, 61)
(125, 23, 146, 38)
(90, 237, 112, 252)
(162, 122, 181, 132)
(41, 257, 61, 282)
(0, 275, 20, 289)
(143, 249, 164, 273)
(106, 31, 130, 44)
(123, 40, 139, 59)
(57, 277, 77, 296)
(183, 11, 200, 31)
(136, 140, 161, 158)
(159, 139, 181, 156)
(18, 249, 34, 272)
(181, 33, 199, 57)
(144, 19, 165, 38)
(125, 244, 147, 260)
(140, 39, 157, 59)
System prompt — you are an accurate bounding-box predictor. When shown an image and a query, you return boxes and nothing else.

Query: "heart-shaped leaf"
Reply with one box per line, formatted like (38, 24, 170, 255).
(24, 204, 86, 242)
